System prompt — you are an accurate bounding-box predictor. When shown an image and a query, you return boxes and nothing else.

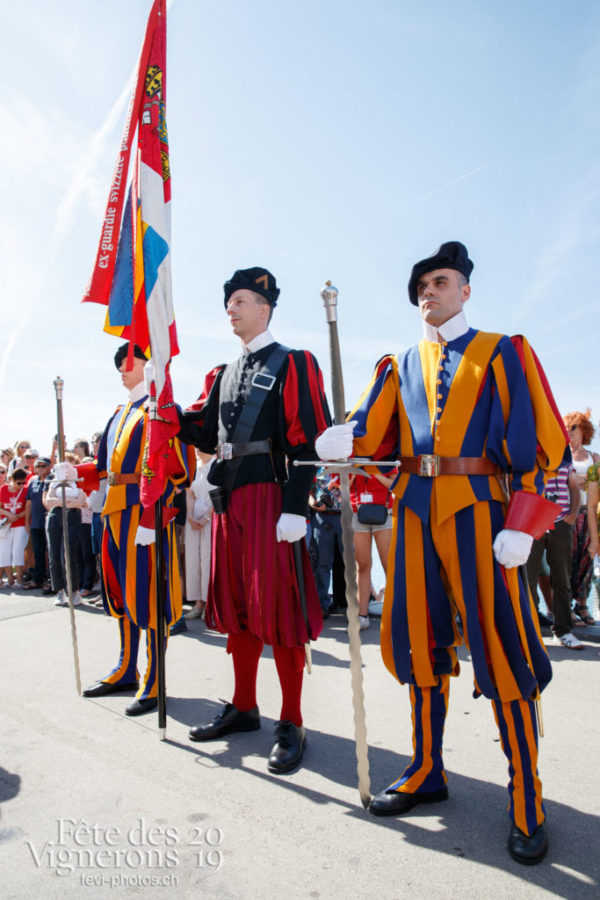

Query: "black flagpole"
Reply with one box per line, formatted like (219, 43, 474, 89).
(150, 396, 167, 741)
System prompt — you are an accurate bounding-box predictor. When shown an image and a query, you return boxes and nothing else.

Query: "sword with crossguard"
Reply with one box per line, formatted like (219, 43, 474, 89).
(319, 281, 372, 808)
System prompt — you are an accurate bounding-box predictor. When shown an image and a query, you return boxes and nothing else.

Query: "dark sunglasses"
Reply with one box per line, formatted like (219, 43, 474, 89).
(13, 480, 26, 485)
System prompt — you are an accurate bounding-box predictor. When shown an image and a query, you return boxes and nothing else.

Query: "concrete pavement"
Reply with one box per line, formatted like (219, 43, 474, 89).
(1, 588, 599, 899)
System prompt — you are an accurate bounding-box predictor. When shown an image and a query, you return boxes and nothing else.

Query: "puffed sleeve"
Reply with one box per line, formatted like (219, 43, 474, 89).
(492, 335, 569, 537)
(349, 355, 399, 460)
(279, 350, 332, 515)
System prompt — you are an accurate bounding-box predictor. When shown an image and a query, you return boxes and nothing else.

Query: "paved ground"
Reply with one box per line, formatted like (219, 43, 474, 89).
(1, 588, 599, 899)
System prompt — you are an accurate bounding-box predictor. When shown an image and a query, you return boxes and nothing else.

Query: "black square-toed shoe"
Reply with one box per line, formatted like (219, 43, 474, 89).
(125, 697, 158, 716)
(82, 680, 139, 697)
(508, 822, 548, 865)
(188, 702, 260, 742)
(369, 786, 449, 817)
(267, 721, 306, 774)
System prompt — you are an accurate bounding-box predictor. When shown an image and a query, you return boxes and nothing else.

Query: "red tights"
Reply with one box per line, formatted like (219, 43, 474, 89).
(228, 630, 305, 726)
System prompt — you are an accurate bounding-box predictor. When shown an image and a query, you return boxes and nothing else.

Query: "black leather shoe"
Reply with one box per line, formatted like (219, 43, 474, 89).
(369, 786, 449, 817)
(508, 822, 548, 865)
(169, 619, 188, 636)
(188, 702, 260, 742)
(82, 680, 139, 697)
(125, 697, 158, 716)
(267, 721, 306, 773)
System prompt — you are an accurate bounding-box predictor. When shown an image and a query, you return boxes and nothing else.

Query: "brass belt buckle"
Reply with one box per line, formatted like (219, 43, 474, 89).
(107, 472, 117, 486)
(418, 454, 440, 477)
(218, 442, 233, 461)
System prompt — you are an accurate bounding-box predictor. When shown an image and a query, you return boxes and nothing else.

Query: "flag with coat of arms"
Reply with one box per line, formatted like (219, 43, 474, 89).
(83, 0, 179, 513)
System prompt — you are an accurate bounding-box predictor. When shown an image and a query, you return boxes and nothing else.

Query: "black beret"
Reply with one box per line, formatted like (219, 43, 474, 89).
(408, 241, 474, 305)
(114, 342, 149, 370)
(223, 267, 280, 309)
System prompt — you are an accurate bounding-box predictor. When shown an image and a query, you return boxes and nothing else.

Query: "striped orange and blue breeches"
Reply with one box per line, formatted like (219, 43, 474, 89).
(388, 675, 544, 834)
(101, 616, 166, 701)
(381, 498, 550, 835)
(100, 507, 177, 700)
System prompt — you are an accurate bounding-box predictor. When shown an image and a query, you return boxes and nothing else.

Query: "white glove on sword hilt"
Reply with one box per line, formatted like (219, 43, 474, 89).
(492, 529, 533, 568)
(315, 421, 357, 461)
(53, 461, 78, 482)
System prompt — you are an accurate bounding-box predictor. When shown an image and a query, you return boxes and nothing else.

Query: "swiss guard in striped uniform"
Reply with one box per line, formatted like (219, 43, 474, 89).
(77, 343, 193, 715)
(178, 266, 331, 774)
(316, 242, 567, 865)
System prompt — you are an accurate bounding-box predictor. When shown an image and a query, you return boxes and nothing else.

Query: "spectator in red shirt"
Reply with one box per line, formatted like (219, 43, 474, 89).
(0, 467, 30, 587)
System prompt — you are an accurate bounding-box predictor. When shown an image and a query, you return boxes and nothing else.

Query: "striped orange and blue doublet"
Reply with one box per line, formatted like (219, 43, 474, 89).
(351, 330, 567, 700)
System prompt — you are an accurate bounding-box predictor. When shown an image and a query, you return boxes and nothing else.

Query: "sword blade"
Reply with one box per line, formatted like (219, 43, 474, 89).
(322, 285, 371, 808)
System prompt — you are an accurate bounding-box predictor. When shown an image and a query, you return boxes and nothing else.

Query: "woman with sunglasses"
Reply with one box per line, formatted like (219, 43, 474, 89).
(564, 410, 600, 625)
(1, 448, 15, 470)
(0, 467, 30, 588)
(7, 440, 31, 476)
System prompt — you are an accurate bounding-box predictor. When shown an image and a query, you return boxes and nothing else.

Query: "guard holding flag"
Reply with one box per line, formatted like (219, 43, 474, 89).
(177, 266, 331, 773)
(59, 343, 193, 715)
(316, 242, 568, 864)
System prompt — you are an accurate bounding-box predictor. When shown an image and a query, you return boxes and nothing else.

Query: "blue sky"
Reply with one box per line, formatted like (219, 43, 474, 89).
(3, 0, 600, 454)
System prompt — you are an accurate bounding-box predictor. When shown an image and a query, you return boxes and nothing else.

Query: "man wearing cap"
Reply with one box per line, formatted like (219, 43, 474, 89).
(59, 343, 193, 715)
(177, 266, 331, 773)
(24, 456, 52, 589)
(315, 242, 567, 864)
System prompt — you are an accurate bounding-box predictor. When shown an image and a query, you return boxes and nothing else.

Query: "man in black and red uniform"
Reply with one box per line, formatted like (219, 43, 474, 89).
(177, 266, 331, 773)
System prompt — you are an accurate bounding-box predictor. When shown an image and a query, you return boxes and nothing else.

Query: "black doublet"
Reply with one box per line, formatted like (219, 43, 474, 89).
(178, 342, 328, 516)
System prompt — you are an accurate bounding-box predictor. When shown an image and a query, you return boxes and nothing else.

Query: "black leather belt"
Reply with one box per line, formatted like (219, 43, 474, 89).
(216, 440, 271, 461)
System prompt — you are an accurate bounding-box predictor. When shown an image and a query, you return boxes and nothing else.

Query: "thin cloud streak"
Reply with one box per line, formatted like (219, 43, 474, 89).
(407, 164, 489, 208)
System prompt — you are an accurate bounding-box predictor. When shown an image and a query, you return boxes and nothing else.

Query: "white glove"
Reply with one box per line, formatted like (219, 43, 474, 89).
(49, 482, 79, 501)
(135, 525, 156, 546)
(315, 421, 357, 461)
(54, 461, 78, 482)
(493, 529, 534, 568)
(87, 489, 105, 513)
(144, 359, 156, 395)
(276, 513, 307, 543)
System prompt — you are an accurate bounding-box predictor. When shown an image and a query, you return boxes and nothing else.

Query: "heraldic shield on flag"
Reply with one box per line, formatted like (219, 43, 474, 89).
(83, 0, 180, 513)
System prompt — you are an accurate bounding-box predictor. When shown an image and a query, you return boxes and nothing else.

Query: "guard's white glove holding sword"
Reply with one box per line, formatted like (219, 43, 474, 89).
(53, 461, 78, 482)
(315, 421, 357, 461)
